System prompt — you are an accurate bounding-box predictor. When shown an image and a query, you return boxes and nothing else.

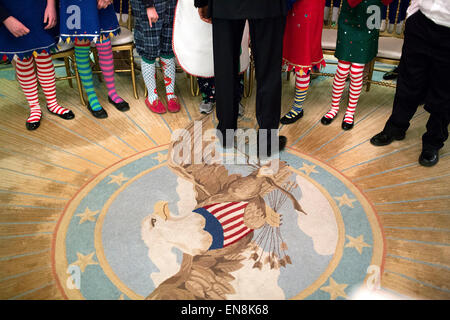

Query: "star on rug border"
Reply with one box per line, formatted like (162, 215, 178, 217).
(108, 172, 129, 186)
(334, 193, 357, 208)
(320, 277, 348, 300)
(299, 162, 319, 176)
(70, 252, 98, 273)
(345, 234, 371, 254)
(76, 207, 99, 224)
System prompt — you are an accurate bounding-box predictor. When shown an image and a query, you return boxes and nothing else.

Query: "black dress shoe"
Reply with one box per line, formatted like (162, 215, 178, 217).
(47, 107, 75, 120)
(321, 116, 334, 125)
(383, 67, 399, 81)
(280, 110, 303, 125)
(87, 104, 108, 119)
(342, 120, 354, 131)
(108, 96, 130, 112)
(26, 121, 40, 131)
(419, 149, 439, 167)
(370, 131, 405, 146)
(258, 135, 287, 158)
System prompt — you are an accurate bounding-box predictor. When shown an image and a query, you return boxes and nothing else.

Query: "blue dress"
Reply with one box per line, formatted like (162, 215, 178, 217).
(0, 0, 57, 60)
(59, 0, 120, 42)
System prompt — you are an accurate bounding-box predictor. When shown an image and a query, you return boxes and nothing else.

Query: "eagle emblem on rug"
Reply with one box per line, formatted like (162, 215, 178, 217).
(141, 118, 307, 300)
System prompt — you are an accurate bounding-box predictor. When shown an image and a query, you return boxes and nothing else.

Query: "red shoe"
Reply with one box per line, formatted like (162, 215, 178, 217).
(167, 97, 181, 113)
(145, 98, 166, 114)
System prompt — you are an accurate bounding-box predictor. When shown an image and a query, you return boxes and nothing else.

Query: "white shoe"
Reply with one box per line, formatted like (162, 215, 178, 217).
(331, 7, 339, 24)
(238, 102, 245, 117)
(396, 21, 404, 34)
(388, 23, 395, 33)
(199, 101, 215, 114)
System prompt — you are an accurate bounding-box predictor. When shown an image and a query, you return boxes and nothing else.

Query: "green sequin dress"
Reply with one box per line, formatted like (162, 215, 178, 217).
(335, 0, 383, 64)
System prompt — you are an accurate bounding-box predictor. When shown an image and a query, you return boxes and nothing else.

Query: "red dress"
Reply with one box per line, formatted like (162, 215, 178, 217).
(283, 0, 326, 75)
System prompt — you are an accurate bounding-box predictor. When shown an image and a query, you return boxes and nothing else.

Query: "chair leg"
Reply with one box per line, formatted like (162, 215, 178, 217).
(365, 60, 375, 92)
(190, 75, 199, 97)
(130, 48, 138, 99)
(72, 55, 87, 106)
(92, 48, 102, 83)
(64, 57, 73, 88)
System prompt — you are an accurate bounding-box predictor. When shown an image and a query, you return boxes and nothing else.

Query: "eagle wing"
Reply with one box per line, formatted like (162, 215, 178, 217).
(168, 115, 241, 203)
(145, 233, 253, 300)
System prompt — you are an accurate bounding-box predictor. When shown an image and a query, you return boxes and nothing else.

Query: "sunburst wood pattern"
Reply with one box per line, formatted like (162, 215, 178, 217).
(0, 66, 448, 300)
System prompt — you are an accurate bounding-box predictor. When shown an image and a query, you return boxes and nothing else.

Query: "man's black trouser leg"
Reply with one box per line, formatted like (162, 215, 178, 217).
(383, 11, 450, 150)
(248, 16, 286, 132)
(212, 16, 286, 149)
(212, 18, 246, 139)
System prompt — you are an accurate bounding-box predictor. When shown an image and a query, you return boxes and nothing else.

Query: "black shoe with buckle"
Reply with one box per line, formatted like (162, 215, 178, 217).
(383, 67, 399, 81)
(87, 104, 108, 119)
(419, 149, 439, 167)
(47, 107, 75, 120)
(342, 120, 354, 131)
(321, 116, 334, 125)
(26, 121, 40, 131)
(108, 96, 130, 112)
(280, 109, 303, 125)
(370, 131, 405, 146)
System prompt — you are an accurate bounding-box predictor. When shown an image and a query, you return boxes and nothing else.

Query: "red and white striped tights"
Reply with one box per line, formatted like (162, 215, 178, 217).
(15, 52, 70, 124)
(324, 60, 365, 124)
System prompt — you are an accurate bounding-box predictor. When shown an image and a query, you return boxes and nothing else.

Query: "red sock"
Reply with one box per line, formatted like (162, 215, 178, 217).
(15, 57, 41, 123)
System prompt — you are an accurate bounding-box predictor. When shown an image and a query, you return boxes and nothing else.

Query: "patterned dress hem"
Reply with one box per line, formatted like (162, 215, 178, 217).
(282, 57, 326, 75)
(1, 42, 57, 61)
(59, 27, 121, 44)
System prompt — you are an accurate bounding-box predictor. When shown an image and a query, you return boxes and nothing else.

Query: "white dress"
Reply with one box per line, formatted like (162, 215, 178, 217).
(173, 0, 251, 78)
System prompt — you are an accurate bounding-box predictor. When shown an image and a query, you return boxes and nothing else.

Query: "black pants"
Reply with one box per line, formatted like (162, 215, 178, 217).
(383, 10, 450, 151)
(212, 16, 286, 137)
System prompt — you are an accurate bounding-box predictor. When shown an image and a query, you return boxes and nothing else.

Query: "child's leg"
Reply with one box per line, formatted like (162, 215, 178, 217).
(324, 2, 330, 22)
(198, 77, 215, 103)
(238, 73, 244, 117)
(34, 52, 74, 119)
(160, 0, 179, 112)
(74, 40, 106, 116)
(160, 55, 180, 112)
(95, 37, 129, 110)
(331, 1, 340, 23)
(160, 55, 176, 101)
(142, 57, 166, 114)
(280, 71, 310, 124)
(15, 56, 42, 129)
(141, 57, 157, 103)
(198, 77, 215, 114)
(343, 62, 364, 126)
(322, 60, 351, 122)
